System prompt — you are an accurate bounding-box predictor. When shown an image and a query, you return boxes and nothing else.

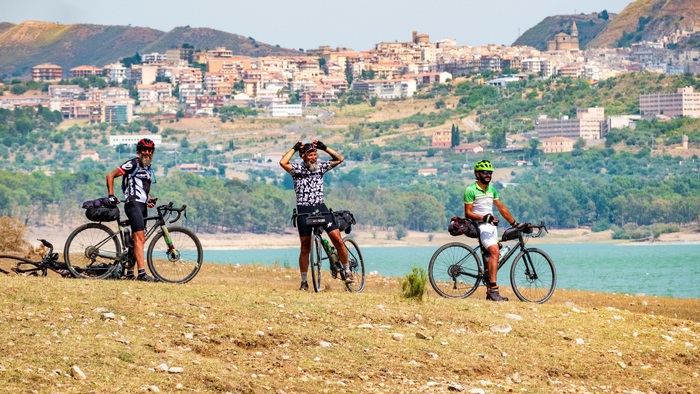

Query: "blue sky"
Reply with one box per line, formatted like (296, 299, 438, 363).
(5, 0, 633, 51)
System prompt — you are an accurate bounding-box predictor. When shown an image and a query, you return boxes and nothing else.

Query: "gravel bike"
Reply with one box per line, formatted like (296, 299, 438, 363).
(428, 220, 556, 303)
(63, 201, 203, 283)
(293, 209, 365, 292)
(0, 239, 73, 277)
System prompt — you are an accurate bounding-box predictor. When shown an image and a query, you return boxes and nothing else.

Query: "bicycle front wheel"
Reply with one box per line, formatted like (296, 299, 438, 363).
(147, 226, 203, 284)
(343, 237, 365, 293)
(64, 223, 121, 279)
(0, 255, 44, 276)
(428, 242, 481, 298)
(510, 248, 557, 303)
(309, 235, 323, 292)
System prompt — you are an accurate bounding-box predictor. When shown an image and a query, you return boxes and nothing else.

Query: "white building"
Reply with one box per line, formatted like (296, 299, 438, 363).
(109, 134, 162, 147)
(270, 104, 302, 117)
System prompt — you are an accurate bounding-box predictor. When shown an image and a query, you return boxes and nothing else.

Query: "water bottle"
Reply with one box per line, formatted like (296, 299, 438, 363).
(123, 227, 132, 247)
(499, 245, 510, 262)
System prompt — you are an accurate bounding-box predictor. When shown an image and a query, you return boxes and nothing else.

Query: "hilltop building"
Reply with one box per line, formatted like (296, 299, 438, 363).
(540, 136, 575, 153)
(547, 21, 579, 52)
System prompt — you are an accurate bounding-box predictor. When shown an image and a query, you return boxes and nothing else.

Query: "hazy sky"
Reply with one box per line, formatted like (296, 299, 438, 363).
(5, 0, 633, 50)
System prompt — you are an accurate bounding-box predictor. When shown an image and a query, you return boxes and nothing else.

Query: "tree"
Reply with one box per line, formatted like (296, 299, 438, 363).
(451, 124, 461, 147)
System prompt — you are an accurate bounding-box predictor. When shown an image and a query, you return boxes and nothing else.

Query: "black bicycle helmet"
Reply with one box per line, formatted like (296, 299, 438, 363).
(137, 138, 155, 152)
(299, 142, 316, 155)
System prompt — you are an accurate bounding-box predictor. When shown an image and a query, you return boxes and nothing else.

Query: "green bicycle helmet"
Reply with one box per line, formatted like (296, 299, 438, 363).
(474, 160, 494, 172)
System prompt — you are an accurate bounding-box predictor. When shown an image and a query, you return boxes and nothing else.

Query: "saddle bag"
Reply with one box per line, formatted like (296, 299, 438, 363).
(82, 197, 120, 222)
(447, 216, 478, 238)
(333, 210, 356, 234)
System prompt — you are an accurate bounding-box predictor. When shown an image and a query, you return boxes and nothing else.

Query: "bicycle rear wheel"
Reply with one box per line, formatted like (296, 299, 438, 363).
(147, 226, 203, 284)
(510, 248, 556, 303)
(343, 237, 365, 292)
(309, 235, 323, 292)
(0, 255, 45, 276)
(64, 223, 121, 279)
(428, 242, 481, 298)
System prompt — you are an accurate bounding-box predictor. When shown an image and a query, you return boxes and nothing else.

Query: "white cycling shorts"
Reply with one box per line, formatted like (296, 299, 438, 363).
(478, 223, 499, 249)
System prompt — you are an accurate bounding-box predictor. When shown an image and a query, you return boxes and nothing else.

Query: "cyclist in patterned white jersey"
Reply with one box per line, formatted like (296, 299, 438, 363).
(106, 138, 158, 282)
(279, 140, 352, 291)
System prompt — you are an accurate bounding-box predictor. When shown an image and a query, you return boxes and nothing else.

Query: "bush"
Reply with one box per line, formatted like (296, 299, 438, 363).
(401, 266, 427, 301)
(0, 216, 30, 253)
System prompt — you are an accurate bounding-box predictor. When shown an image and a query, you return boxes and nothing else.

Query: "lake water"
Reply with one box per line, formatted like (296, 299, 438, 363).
(203, 242, 700, 299)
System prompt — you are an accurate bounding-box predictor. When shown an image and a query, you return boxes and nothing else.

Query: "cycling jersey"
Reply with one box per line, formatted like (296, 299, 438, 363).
(290, 161, 332, 206)
(464, 182, 500, 217)
(117, 157, 154, 203)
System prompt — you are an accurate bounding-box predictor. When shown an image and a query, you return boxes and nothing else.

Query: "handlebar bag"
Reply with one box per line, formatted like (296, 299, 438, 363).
(333, 210, 356, 234)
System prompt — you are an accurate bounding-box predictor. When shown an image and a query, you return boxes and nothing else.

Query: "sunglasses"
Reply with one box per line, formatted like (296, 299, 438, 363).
(480, 170, 493, 175)
(139, 148, 154, 154)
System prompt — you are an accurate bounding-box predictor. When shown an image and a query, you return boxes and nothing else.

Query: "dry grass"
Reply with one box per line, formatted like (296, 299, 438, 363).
(1, 262, 698, 393)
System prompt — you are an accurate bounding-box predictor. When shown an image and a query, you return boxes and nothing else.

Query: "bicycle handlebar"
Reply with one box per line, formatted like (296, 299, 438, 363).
(156, 202, 188, 224)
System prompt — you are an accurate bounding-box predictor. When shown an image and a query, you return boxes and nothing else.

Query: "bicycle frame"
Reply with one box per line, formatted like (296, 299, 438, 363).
(90, 204, 184, 267)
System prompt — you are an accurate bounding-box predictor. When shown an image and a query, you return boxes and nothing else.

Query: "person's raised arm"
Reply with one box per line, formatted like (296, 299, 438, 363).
(315, 140, 343, 168)
(280, 141, 302, 173)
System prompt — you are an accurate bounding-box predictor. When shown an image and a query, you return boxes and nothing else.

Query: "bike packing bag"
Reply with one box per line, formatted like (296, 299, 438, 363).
(447, 216, 478, 238)
(500, 227, 520, 242)
(333, 210, 356, 234)
(305, 215, 327, 227)
(82, 197, 119, 222)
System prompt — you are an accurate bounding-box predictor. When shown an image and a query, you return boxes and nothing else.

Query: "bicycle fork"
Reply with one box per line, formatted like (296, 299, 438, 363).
(161, 227, 180, 261)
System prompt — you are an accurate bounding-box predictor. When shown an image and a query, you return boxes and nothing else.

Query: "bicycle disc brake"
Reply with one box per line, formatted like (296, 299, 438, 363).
(167, 249, 181, 262)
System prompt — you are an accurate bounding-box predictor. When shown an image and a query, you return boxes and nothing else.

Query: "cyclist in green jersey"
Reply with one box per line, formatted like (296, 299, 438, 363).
(464, 160, 518, 301)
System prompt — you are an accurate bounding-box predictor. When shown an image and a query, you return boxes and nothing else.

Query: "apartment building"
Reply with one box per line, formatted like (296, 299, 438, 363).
(70, 65, 103, 79)
(351, 78, 417, 100)
(541, 136, 575, 153)
(535, 107, 605, 140)
(32, 63, 63, 81)
(639, 86, 700, 117)
(129, 64, 158, 85)
(48, 85, 84, 100)
(137, 83, 173, 102)
(103, 63, 127, 84)
(101, 98, 134, 124)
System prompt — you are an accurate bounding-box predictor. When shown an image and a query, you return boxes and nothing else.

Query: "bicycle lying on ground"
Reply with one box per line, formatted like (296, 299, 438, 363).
(64, 201, 203, 283)
(428, 220, 556, 303)
(293, 209, 366, 292)
(0, 239, 73, 277)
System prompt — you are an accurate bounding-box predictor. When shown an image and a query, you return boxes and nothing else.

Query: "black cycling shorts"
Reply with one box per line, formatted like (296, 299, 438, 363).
(296, 203, 338, 237)
(124, 201, 148, 233)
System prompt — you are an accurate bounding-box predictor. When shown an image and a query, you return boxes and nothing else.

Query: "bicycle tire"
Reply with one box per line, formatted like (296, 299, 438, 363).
(343, 237, 365, 293)
(309, 235, 323, 292)
(64, 223, 121, 279)
(510, 248, 557, 303)
(0, 255, 45, 276)
(147, 226, 203, 284)
(428, 242, 481, 299)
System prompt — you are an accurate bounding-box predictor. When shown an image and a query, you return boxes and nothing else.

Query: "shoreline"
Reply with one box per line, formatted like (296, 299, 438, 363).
(22, 225, 700, 251)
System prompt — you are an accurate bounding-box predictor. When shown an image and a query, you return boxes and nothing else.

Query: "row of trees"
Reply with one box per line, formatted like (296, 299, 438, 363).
(0, 146, 697, 236)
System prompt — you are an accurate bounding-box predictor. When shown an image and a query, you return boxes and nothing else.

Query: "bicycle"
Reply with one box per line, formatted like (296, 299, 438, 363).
(0, 239, 73, 277)
(428, 220, 556, 303)
(292, 209, 366, 293)
(63, 201, 203, 283)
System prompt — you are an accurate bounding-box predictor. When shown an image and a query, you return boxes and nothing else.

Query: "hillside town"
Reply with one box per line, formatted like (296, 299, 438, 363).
(1, 22, 700, 156)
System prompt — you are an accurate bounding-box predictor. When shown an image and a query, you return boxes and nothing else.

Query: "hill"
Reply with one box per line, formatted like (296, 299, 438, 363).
(588, 0, 700, 48)
(0, 20, 303, 78)
(0, 264, 698, 393)
(513, 12, 612, 51)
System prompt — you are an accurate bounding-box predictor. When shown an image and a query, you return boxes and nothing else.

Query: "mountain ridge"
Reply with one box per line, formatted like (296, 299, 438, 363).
(0, 20, 303, 78)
